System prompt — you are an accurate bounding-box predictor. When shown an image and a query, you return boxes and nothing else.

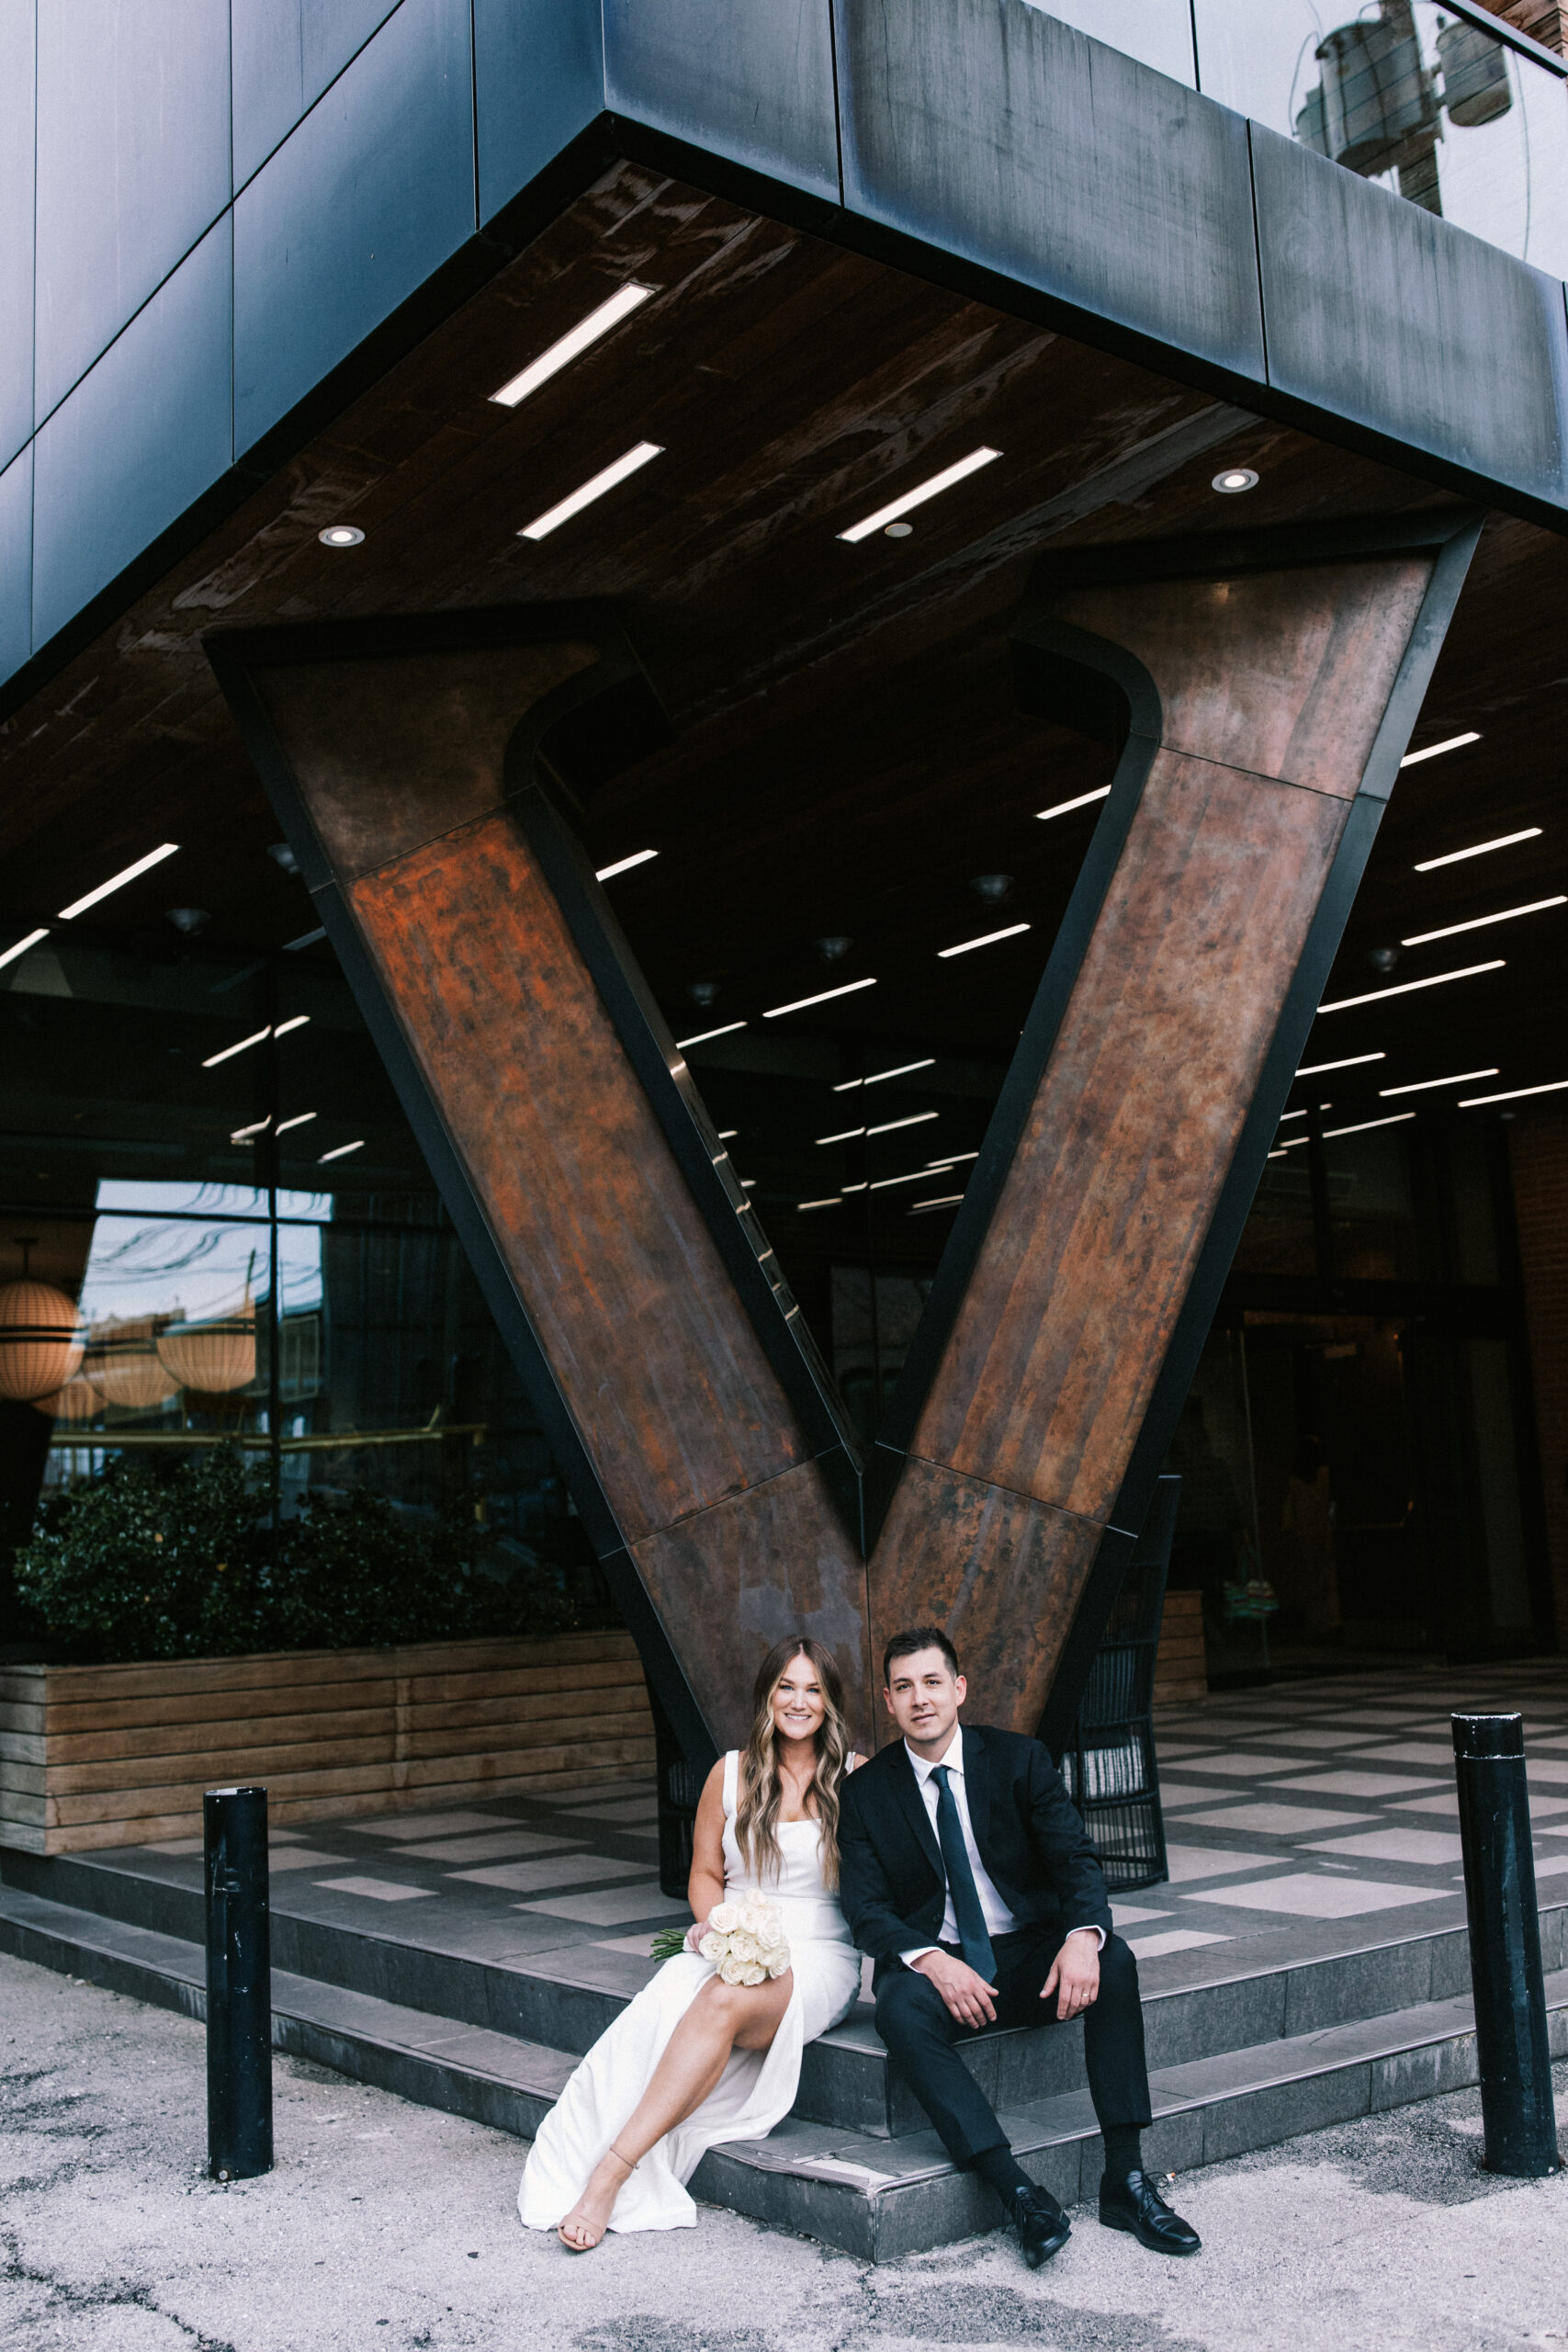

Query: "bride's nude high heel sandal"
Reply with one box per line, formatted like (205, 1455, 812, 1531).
(557, 2144, 635, 2253)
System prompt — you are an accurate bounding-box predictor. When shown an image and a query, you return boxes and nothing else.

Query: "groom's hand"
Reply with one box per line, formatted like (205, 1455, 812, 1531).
(1041, 1928, 1100, 2021)
(912, 1951, 997, 2027)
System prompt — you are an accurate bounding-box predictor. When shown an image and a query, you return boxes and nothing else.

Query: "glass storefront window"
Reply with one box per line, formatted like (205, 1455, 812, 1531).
(1324, 1121, 1423, 1281)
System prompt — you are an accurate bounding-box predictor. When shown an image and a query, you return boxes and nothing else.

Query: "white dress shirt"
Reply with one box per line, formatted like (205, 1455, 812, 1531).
(898, 1726, 1106, 1971)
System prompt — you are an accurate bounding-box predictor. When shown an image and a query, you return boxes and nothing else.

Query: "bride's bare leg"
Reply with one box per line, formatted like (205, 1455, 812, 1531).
(557, 1974, 793, 2249)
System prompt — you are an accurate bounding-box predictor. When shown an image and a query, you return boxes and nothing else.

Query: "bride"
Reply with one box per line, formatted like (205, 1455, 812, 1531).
(518, 1635, 863, 2247)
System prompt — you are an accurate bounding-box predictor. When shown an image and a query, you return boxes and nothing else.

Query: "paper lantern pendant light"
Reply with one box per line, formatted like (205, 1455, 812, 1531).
(85, 1317, 181, 1409)
(35, 1372, 101, 1422)
(0, 1241, 85, 1403)
(157, 1295, 256, 1394)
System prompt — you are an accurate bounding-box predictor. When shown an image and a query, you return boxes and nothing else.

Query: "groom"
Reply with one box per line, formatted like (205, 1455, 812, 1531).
(838, 1626, 1200, 2267)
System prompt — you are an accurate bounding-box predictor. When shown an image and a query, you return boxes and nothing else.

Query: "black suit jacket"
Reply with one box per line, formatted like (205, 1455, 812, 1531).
(839, 1724, 1112, 1979)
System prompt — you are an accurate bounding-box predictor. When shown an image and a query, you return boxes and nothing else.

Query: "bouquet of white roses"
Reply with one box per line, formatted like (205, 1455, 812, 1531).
(651, 1892, 790, 1980)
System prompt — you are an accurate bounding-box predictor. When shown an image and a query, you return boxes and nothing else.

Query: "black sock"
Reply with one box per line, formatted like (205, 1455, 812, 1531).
(970, 2144, 1033, 2207)
(1101, 2125, 1143, 2181)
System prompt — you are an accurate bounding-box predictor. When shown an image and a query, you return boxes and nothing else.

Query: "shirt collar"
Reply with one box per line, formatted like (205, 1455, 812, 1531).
(906, 1724, 964, 1782)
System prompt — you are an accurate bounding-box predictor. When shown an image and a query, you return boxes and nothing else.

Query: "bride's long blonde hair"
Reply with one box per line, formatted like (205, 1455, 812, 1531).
(734, 1637, 851, 1891)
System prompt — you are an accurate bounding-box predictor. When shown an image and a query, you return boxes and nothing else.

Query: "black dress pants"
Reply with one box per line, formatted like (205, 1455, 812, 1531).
(874, 1924, 1153, 2167)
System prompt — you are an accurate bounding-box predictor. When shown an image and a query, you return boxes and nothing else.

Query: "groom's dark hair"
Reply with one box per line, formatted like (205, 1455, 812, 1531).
(883, 1626, 960, 1685)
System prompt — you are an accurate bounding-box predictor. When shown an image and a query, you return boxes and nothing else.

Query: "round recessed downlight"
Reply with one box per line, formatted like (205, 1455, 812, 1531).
(1212, 468, 1259, 495)
(318, 525, 365, 547)
(884, 521, 914, 538)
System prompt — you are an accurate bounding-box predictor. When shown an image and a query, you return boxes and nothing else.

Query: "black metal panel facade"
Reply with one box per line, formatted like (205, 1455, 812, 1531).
(0, 447, 29, 681)
(0, 2, 34, 473)
(835, 0, 1266, 382)
(30, 216, 231, 647)
(473, 0, 605, 229)
(1252, 124, 1568, 512)
(604, 0, 841, 203)
(32, 0, 231, 424)
(232, 0, 475, 455)
(231, 0, 403, 190)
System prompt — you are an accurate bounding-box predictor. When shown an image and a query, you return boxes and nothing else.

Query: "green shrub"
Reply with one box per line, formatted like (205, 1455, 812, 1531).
(15, 1446, 590, 1661)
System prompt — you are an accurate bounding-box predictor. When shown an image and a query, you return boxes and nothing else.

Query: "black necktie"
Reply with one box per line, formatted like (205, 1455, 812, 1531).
(930, 1764, 997, 1982)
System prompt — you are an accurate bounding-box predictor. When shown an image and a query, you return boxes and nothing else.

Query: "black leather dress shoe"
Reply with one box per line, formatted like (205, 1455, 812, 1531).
(1010, 2184, 1072, 2267)
(1098, 2170, 1201, 2256)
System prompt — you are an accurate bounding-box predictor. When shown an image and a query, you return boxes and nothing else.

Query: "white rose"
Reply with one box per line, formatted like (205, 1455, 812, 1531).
(709, 1902, 739, 1935)
(698, 1931, 724, 1962)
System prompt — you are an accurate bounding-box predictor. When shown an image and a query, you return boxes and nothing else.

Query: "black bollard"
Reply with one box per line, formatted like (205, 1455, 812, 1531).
(204, 1785, 273, 2180)
(1451, 1713, 1559, 2177)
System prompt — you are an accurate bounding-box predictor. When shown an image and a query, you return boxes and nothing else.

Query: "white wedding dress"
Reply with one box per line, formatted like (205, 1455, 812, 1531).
(517, 1751, 863, 2234)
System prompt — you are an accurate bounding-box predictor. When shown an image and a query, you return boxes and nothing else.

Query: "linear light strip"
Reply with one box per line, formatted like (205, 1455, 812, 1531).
(836, 447, 1001, 543)
(868, 1167, 942, 1192)
(927, 1150, 979, 1168)
(817, 1126, 865, 1146)
(1415, 828, 1540, 872)
(867, 1111, 938, 1136)
(797, 1198, 842, 1212)
(58, 842, 180, 920)
(908, 1194, 964, 1213)
(675, 1020, 747, 1048)
(231, 1118, 270, 1141)
(938, 922, 1031, 960)
(1037, 786, 1111, 823)
(834, 1057, 936, 1092)
(319, 1140, 365, 1162)
(203, 1025, 272, 1069)
(275, 1013, 310, 1037)
(595, 849, 658, 881)
(1460, 1078, 1568, 1107)
(1318, 960, 1503, 1013)
(276, 1112, 317, 1133)
(1400, 896, 1565, 948)
(1296, 1052, 1385, 1076)
(0, 926, 49, 972)
(1322, 1112, 1416, 1138)
(1399, 730, 1481, 768)
(519, 441, 663, 541)
(490, 282, 654, 409)
(1379, 1069, 1499, 1097)
(763, 978, 876, 1019)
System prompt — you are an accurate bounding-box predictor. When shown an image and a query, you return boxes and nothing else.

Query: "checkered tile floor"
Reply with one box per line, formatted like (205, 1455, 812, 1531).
(1124, 1658, 1568, 1965)
(107, 1662, 1568, 1998)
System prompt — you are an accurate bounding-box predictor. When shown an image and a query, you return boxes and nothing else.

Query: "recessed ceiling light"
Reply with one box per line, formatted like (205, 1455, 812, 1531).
(832, 1057, 935, 1092)
(675, 1020, 748, 1049)
(1380, 1069, 1499, 1097)
(318, 526, 365, 548)
(884, 522, 914, 539)
(595, 849, 658, 881)
(1037, 786, 1111, 822)
(1318, 960, 1503, 1013)
(1460, 1078, 1568, 1107)
(490, 282, 655, 409)
(841, 1181, 868, 1193)
(928, 1150, 978, 1167)
(0, 926, 49, 971)
(908, 1194, 964, 1213)
(320, 1139, 365, 1161)
(230, 1117, 271, 1141)
(58, 842, 180, 921)
(717, 1128, 739, 1140)
(1297, 1052, 1385, 1076)
(797, 1197, 842, 1212)
(938, 922, 1031, 959)
(817, 1126, 866, 1147)
(1278, 1108, 1309, 1122)
(1400, 896, 1565, 948)
(203, 1024, 272, 1069)
(519, 441, 663, 540)
(1399, 730, 1481, 768)
(1321, 1112, 1416, 1138)
(1415, 828, 1540, 872)
(837, 447, 1001, 544)
(276, 1112, 317, 1132)
(275, 1013, 310, 1037)
(762, 978, 877, 1019)
(1212, 467, 1259, 493)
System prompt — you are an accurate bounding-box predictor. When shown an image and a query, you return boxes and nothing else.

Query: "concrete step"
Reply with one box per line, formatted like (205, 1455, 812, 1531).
(6, 1879, 1565, 2261)
(10, 1846, 1564, 2143)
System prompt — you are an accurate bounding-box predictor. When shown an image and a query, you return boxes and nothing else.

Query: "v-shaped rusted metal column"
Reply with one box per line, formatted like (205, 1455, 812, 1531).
(209, 513, 1480, 1761)
(868, 514, 1482, 1745)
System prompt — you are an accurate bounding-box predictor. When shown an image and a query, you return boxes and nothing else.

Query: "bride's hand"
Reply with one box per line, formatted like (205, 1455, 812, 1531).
(684, 1913, 712, 1953)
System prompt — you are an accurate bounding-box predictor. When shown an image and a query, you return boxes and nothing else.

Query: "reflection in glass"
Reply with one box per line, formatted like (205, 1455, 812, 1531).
(1021, 0, 1197, 85)
(1191, 0, 1568, 272)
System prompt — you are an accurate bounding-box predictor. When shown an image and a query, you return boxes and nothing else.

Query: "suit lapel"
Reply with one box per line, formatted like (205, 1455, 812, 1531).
(963, 1725, 992, 1868)
(888, 1741, 944, 1881)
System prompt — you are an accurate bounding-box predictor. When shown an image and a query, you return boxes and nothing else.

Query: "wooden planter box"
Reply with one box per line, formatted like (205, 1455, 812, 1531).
(1152, 1589, 1208, 1708)
(0, 1630, 655, 1856)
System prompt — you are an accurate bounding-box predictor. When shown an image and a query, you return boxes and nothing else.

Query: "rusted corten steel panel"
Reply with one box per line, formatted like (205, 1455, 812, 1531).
(210, 516, 1478, 1760)
(867, 535, 1471, 1739)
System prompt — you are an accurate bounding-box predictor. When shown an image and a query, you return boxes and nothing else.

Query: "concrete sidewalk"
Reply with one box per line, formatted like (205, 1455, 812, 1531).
(2, 1951, 1563, 2352)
